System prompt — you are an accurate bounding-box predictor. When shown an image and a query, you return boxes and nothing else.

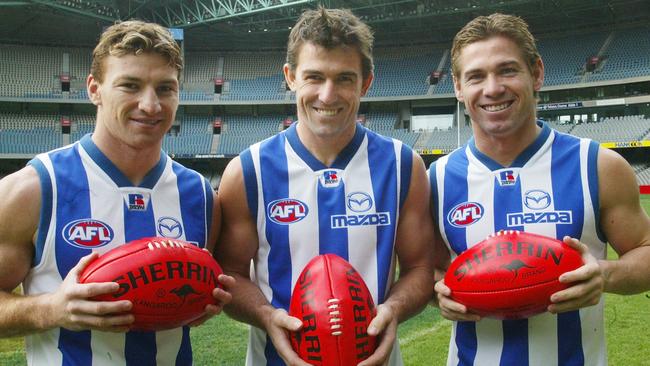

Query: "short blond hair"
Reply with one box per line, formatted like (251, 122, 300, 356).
(451, 13, 540, 78)
(91, 20, 183, 82)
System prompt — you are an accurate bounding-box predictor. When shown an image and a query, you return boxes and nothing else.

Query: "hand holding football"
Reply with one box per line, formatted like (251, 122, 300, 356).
(444, 230, 584, 319)
(79, 237, 223, 331)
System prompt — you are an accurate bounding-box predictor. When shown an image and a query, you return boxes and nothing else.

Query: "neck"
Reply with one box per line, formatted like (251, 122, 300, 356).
(296, 123, 357, 167)
(473, 121, 541, 167)
(91, 131, 162, 186)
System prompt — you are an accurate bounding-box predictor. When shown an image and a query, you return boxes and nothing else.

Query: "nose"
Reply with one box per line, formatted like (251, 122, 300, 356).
(318, 79, 338, 105)
(139, 87, 162, 115)
(483, 74, 505, 97)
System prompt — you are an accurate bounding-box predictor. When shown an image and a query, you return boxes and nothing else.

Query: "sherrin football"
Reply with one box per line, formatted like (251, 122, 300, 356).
(79, 237, 222, 331)
(289, 254, 377, 365)
(445, 230, 584, 319)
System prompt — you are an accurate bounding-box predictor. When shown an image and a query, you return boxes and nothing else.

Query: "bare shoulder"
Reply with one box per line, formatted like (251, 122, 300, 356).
(0, 166, 41, 223)
(597, 148, 650, 254)
(597, 147, 638, 205)
(0, 166, 41, 290)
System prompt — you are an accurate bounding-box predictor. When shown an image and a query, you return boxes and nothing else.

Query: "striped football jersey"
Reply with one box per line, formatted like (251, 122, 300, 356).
(23, 134, 214, 366)
(429, 121, 607, 366)
(240, 123, 412, 366)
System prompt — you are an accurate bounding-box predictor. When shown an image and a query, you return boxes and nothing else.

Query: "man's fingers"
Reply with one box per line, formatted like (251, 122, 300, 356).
(271, 308, 302, 331)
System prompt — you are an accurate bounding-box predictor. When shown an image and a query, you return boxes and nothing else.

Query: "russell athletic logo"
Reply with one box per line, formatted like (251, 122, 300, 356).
(448, 202, 484, 228)
(62, 219, 114, 249)
(268, 198, 309, 224)
(319, 169, 342, 188)
(496, 169, 518, 186)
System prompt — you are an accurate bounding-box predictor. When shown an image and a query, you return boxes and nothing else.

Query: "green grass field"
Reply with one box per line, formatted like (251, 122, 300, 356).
(2, 196, 649, 365)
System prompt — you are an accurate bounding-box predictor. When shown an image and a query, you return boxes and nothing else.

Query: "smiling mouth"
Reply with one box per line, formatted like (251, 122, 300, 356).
(481, 101, 513, 112)
(313, 107, 340, 116)
(132, 118, 161, 125)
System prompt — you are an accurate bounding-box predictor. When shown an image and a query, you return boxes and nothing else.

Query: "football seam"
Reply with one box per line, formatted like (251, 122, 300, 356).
(452, 278, 561, 294)
(81, 238, 197, 280)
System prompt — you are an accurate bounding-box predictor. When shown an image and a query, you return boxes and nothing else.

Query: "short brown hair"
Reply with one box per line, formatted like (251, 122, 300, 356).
(286, 7, 374, 81)
(451, 13, 540, 78)
(90, 20, 183, 82)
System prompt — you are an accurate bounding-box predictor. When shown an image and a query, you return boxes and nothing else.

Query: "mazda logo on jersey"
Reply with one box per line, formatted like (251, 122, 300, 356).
(157, 217, 183, 238)
(62, 219, 114, 249)
(267, 198, 309, 224)
(524, 190, 552, 210)
(347, 192, 373, 212)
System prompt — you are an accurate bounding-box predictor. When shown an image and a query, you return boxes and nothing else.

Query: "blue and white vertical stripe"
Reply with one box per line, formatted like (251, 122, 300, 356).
(429, 122, 607, 366)
(242, 123, 411, 366)
(23, 134, 212, 366)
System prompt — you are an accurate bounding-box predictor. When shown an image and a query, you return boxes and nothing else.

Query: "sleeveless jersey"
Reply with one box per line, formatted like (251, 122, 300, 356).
(23, 134, 214, 366)
(240, 123, 412, 366)
(429, 122, 607, 366)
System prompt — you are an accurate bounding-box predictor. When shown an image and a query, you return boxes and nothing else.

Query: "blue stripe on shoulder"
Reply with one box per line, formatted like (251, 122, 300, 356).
(27, 158, 52, 268)
(587, 140, 605, 242)
(204, 177, 214, 245)
(428, 160, 439, 220)
(240, 148, 258, 221)
(399, 143, 412, 210)
(171, 162, 208, 246)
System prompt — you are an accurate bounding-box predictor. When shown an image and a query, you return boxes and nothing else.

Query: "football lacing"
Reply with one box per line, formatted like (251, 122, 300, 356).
(327, 298, 342, 336)
(488, 229, 520, 239)
(147, 239, 186, 250)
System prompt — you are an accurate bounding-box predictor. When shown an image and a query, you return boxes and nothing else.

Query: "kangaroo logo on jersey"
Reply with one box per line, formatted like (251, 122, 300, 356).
(496, 169, 518, 186)
(347, 192, 373, 212)
(157, 217, 183, 238)
(448, 202, 484, 228)
(524, 190, 551, 210)
(319, 169, 342, 188)
(62, 219, 114, 249)
(268, 199, 309, 224)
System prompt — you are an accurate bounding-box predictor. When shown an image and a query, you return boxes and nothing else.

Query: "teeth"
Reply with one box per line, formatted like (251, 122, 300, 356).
(315, 108, 337, 116)
(483, 102, 511, 112)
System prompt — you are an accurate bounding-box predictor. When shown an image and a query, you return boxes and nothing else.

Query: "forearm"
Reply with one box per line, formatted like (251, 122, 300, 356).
(222, 273, 275, 330)
(601, 245, 650, 295)
(383, 266, 434, 323)
(0, 291, 54, 337)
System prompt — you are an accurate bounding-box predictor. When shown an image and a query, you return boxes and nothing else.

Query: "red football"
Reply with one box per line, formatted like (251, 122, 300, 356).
(79, 237, 222, 331)
(445, 230, 584, 319)
(289, 254, 377, 366)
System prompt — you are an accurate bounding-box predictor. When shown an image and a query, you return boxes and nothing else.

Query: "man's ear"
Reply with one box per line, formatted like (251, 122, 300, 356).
(532, 58, 545, 92)
(87, 74, 102, 106)
(283, 64, 296, 91)
(360, 73, 374, 97)
(453, 75, 464, 103)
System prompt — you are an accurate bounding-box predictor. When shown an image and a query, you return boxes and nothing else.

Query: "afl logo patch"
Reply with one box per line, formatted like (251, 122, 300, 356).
(62, 219, 114, 249)
(448, 202, 484, 228)
(267, 198, 309, 225)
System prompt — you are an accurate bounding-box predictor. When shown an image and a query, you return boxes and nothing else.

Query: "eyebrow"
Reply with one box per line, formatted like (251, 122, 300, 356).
(302, 69, 359, 78)
(463, 60, 522, 76)
(114, 76, 179, 85)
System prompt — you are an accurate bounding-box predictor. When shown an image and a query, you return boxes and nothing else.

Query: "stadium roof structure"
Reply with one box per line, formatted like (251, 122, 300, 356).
(1, 0, 649, 50)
